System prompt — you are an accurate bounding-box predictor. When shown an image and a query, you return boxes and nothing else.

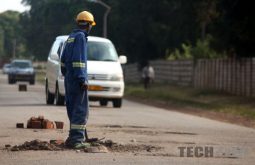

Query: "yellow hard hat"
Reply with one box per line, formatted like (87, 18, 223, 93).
(76, 11, 96, 26)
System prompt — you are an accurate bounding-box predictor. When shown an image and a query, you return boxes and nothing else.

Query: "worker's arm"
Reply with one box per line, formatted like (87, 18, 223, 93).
(72, 33, 87, 86)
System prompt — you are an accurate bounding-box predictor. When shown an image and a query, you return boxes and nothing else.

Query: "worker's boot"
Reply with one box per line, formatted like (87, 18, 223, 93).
(65, 137, 90, 149)
(73, 142, 90, 149)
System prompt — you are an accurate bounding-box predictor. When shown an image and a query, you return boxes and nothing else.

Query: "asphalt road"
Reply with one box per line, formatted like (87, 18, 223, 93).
(0, 73, 254, 165)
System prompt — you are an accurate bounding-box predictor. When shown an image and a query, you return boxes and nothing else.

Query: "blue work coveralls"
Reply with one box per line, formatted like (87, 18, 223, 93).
(60, 29, 89, 144)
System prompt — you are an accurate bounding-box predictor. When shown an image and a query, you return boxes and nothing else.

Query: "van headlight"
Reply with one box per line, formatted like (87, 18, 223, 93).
(110, 74, 123, 81)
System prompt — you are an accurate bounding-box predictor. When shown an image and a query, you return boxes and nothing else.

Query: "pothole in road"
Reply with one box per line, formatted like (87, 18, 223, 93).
(105, 129, 197, 136)
(164, 131, 197, 135)
(149, 140, 196, 145)
(100, 124, 150, 129)
(99, 125, 197, 136)
(0, 135, 10, 138)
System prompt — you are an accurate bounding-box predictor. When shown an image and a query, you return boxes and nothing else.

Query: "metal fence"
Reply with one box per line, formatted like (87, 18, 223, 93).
(194, 58, 255, 97)
(124, 58, 255, 97)
(124, 60, 194, 86)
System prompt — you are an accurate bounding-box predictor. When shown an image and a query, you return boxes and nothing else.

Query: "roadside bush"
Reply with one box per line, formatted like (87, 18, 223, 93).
(167, 35, 225, 60)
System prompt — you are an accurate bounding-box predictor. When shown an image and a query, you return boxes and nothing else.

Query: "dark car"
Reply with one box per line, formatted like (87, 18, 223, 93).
(8, 60, 35, 85)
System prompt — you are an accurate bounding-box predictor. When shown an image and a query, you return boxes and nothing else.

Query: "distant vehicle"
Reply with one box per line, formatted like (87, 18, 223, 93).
(45, 36, 127, 107)
(8, 60, 35, 85)
(2, 64, 11, 74)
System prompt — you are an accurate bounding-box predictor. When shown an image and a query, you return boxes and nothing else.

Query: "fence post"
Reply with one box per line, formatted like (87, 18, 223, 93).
(230, 58, 234, 94)
(252, 58, 254, 96)
(252, 58, 255, 96)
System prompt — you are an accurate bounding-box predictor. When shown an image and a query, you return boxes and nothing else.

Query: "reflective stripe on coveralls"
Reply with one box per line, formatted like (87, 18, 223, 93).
(71, 124, 86, 130)
(67, 37, 75, 43)
(72, 62, 86, 68)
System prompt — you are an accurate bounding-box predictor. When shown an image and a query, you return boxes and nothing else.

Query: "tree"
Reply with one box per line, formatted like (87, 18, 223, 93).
(19, 0, 255, 61)
(212, 0, 255, 57)
(195, 0, 219, 40)
(0, 28, 4, 56)
(0, 11, 26, 60)
(21, 0, 92, 60)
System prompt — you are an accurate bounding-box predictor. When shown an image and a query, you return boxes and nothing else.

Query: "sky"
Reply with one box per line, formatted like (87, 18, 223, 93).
(0, 0, 30, 13)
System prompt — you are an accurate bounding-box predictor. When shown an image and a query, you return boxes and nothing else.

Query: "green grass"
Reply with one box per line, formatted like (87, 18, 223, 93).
(125, 83, 255, 119)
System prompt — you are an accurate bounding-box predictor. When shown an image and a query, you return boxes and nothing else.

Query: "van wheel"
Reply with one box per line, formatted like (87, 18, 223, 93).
(113, 99, 122, 108)
(100, 100, 108, 106)
(55, 83, 65, 106)
(46, 80, 55, 105)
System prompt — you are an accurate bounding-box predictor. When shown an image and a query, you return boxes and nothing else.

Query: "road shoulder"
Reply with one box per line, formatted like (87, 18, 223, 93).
(125, 96, 255, 129)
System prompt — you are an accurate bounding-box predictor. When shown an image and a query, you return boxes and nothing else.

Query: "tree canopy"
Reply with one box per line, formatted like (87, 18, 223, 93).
(0, 0, 254, 62)
(0, 11, 26, 60)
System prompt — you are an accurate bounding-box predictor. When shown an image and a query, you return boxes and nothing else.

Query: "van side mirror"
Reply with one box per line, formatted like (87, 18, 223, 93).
(51, 53, 59, 61)
(119, 55, 127, 64)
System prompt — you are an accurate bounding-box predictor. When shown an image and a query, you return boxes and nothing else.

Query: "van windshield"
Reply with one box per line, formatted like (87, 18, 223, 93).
(87, 41, 118, 61)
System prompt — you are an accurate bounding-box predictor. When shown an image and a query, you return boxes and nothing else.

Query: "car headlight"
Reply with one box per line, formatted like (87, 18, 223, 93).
(27, 69, 34, 74)
(110, 74, 123, 81)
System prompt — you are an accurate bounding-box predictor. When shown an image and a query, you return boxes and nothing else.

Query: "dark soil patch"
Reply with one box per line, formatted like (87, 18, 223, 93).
(102, 140, 162, 153)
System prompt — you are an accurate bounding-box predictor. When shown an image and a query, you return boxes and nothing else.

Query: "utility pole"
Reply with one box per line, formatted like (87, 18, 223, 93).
(87, 0, 111, 38)
(0, 29, 4, 56)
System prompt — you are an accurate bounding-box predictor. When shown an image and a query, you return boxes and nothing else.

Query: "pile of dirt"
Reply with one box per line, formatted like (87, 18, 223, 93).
(5, 140, 64, 151)
(5, 139, 162, 153)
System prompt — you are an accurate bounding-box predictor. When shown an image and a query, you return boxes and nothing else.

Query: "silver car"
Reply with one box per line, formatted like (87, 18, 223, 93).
(2, 64, 11, 74)
(8, 60, 35, 85)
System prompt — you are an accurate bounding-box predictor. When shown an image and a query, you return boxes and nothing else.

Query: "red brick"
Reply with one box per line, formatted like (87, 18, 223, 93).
(38, 115, 44, 121)
(27, 117, 39, 128)
(30, 121, 43, 129)
(55, 121, 64, 129)
(19, 84, 27, 91)
(16, 123, 24, 128)
(30, 117, 37, 121)
(43, 120, 54, 129)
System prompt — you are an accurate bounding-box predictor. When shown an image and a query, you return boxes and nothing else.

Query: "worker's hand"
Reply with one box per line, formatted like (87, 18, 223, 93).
(80, 82, 88, 90)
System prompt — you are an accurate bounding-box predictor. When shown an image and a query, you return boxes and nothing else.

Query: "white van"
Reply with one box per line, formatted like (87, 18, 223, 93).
(45, 36, 127, 108)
